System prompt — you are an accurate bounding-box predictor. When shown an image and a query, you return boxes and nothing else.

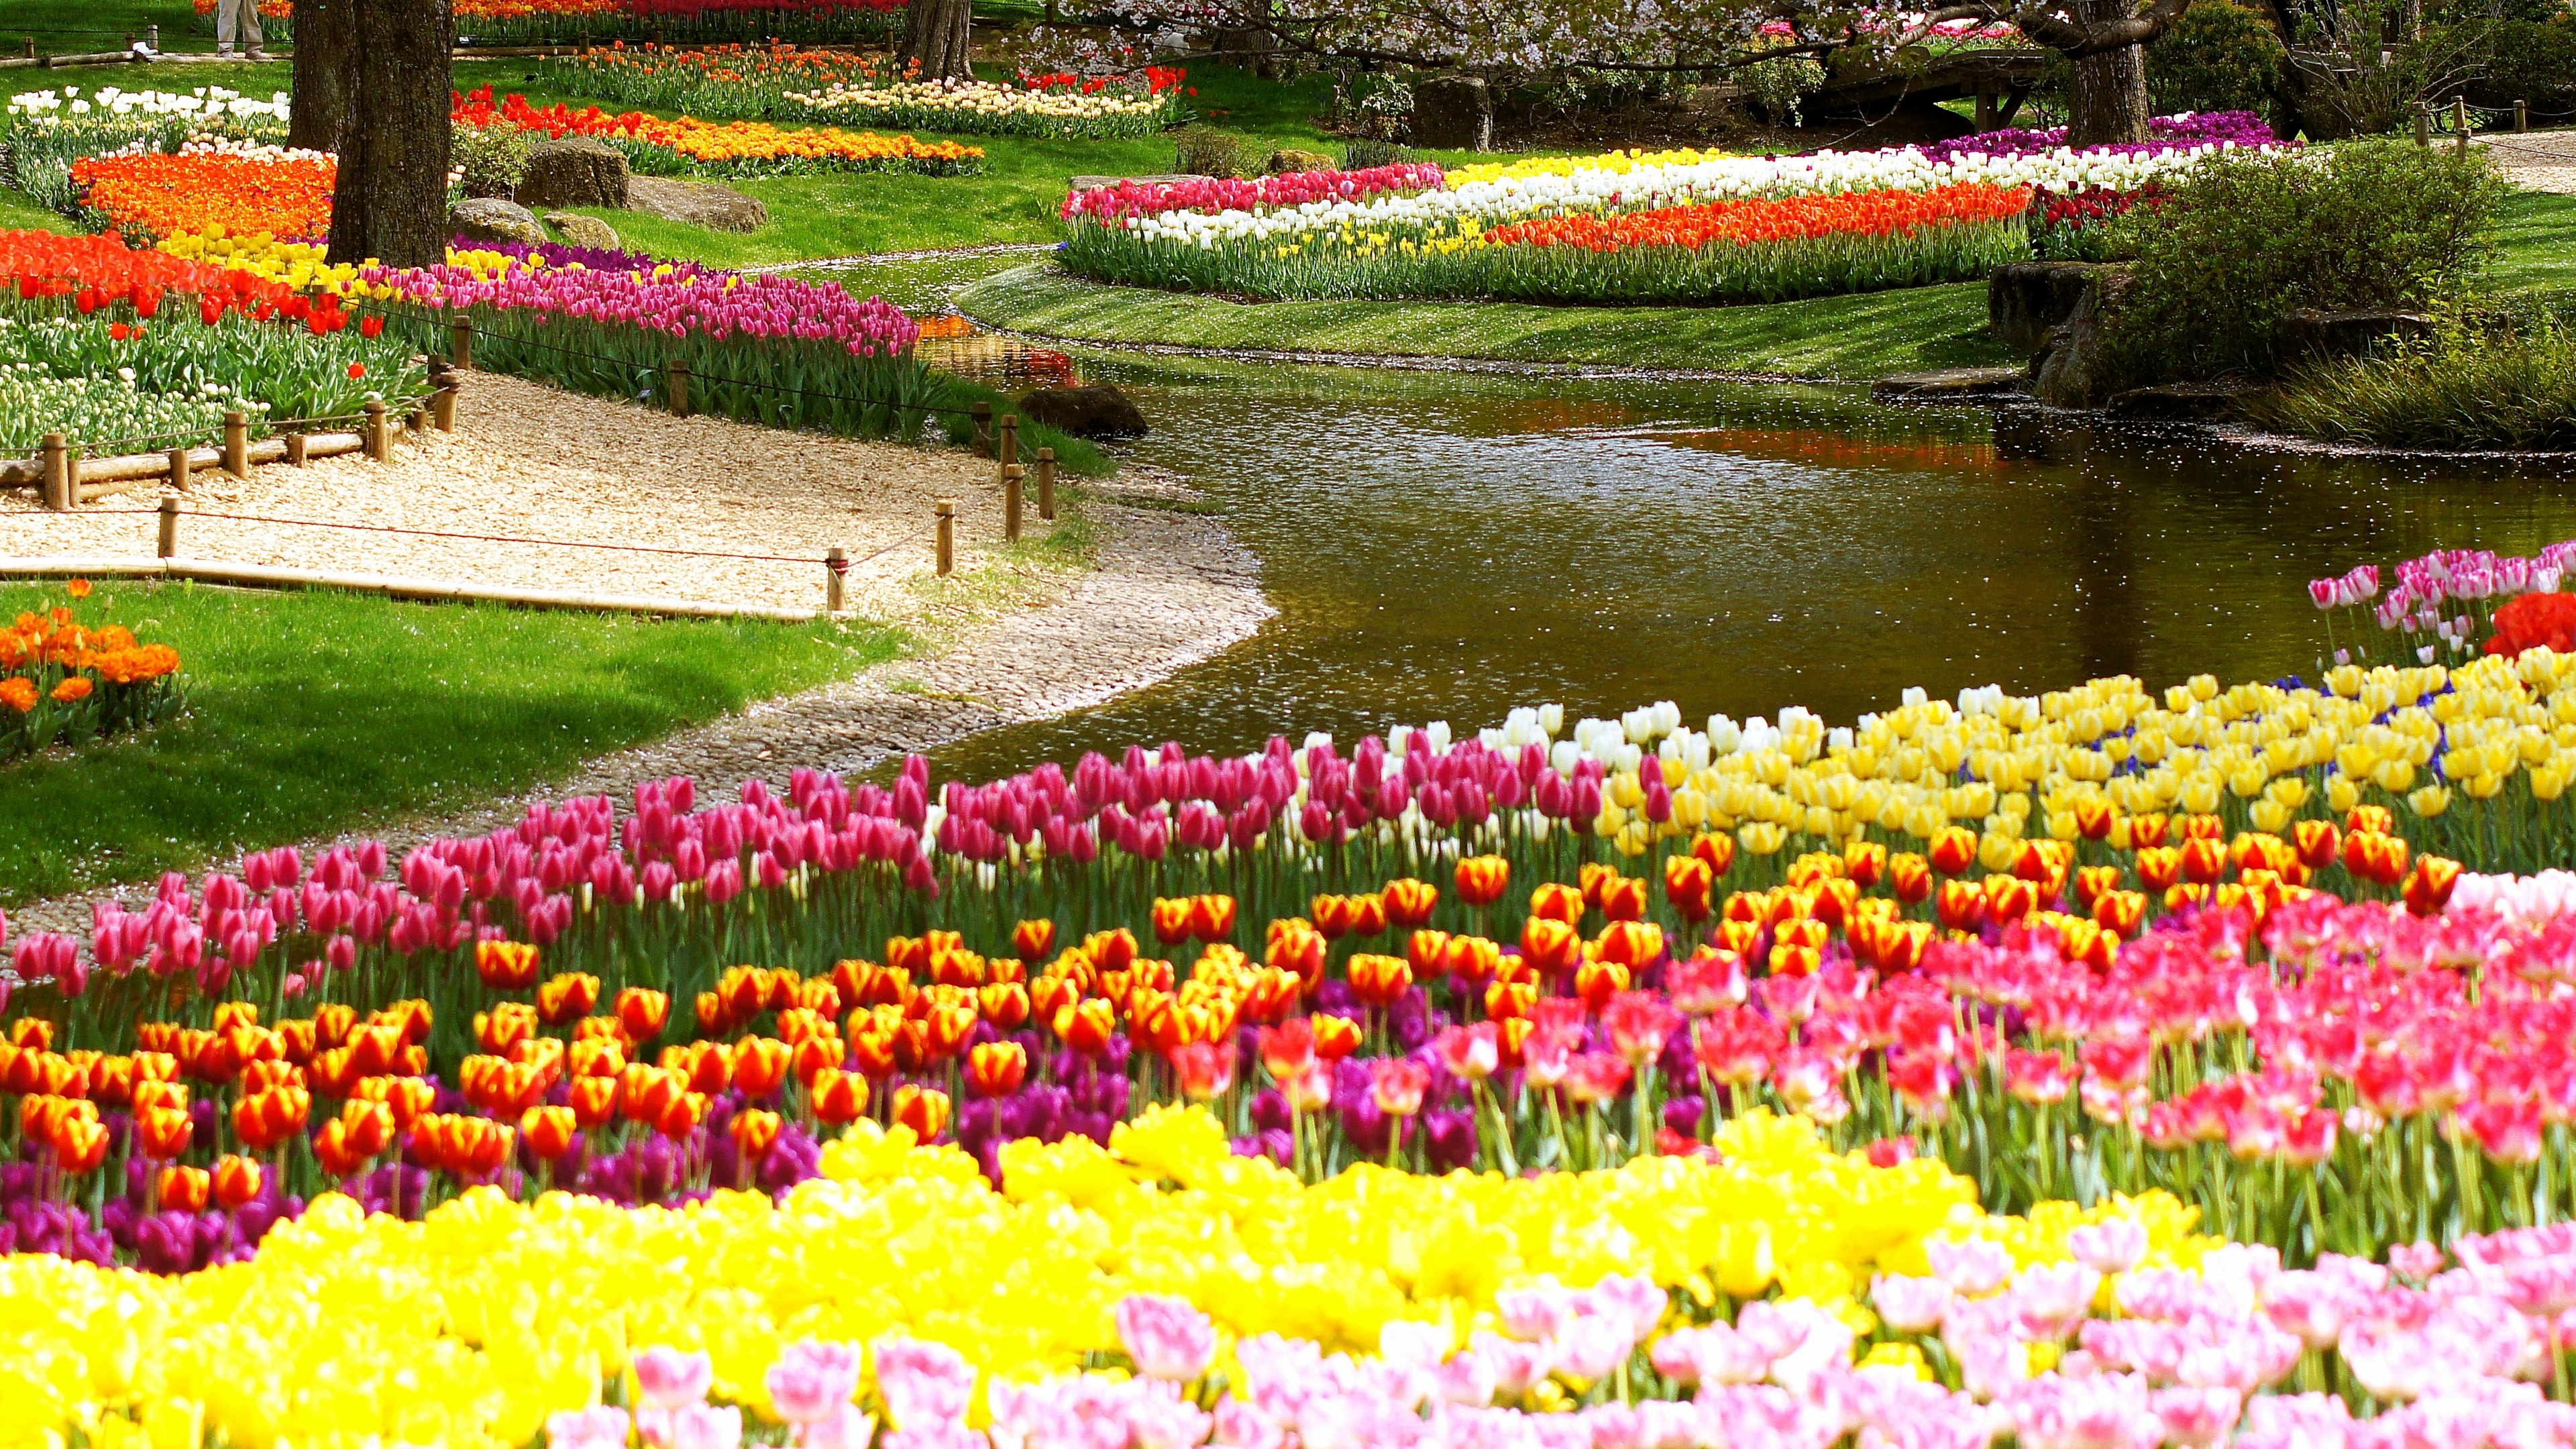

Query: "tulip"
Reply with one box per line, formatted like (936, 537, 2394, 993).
(965, 1041, 1028, 1097)
(1348, 953, 1412, 1008)
(615, 987, 672, 1042)
(892, 1084, 950, 1140)
(522, 1104, 578, 1161)
(1012, 919, 1057, 960)
(1455, 855, 1511, 906)
(810, 1068, 871, 1125)
(537, 972, 600, 1026)
(730, 1108, 784, 1161)
(157, 1165, 211, 1214)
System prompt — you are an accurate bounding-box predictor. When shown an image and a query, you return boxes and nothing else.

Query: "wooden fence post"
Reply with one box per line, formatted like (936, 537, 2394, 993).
(668, 360, 691, 419)
(826, 547, 847, 614)
(998, 413, 1018, 474)
(432, 385, 458, 432)
(450, 318, 473, 370)
(1004, 464, 1023, 543)
(166, 446, 189, 497)
(936, 498, 955, 577)
(41, 433, 70, 511)
(2518, 99, 2531, 131)
(2415, 100, 2431, 147)
(157, 496, 180, 559)
(2455, 96, 2471, 156)
(223, 411, 249, 477)
(969, 401, 992, 457)
(286, 433, 309, 467)
(1036, 446, 1057, 521)
(363, 400, 390, 461)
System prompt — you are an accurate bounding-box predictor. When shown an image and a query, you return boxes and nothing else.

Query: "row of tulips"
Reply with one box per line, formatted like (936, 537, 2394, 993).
(0, 581, 182, 763)
(1062, 115, 2289, 303)
(450, 87, 986, 179)
(0, 229, 429, 449)
(0, 85, 288, 216)
(1067, 182, 2032, 307)
(0, 1097, 2214, 1448)
(66, 140, 337, 247)
(355, 242, 941, 440)
(2310, 539, 2576, 667)
(191, 0, 906, 46)
(534, 45, 1189, 140)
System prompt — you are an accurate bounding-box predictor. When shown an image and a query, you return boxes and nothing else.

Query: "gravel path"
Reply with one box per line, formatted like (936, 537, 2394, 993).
(3, 372, 1014, 623)
(2479, 131, 2576, 193)
(2, 387, 1276, 934)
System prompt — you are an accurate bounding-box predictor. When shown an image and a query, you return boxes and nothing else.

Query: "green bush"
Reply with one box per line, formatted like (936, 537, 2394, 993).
(1342, 138, 1424, 170)
(1173, 126, 1258, 180)
(2106, 139, 2506, 382)
(2480, 17, 2576, 112)
(2252, 317, 2576, 447)
(2148, 0, 2289, 117)
(451, 123, 532, 200)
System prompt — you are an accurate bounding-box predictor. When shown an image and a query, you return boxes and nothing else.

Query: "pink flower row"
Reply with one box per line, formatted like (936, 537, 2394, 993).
(363, 262, 920, 358)
(1061, 162, 1450, 224)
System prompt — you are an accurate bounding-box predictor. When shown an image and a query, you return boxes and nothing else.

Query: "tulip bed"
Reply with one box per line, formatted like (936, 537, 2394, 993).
(1, 87, 289, 218)
(533, 46, 1191, 140)
(192, 0, 906, 47)
(67, 142, 338, 248)
(0, 231, 428, 452)
(1060, 113, 2292, 305)
(0, 580, 182, 762)
(451, 87, 987, 180)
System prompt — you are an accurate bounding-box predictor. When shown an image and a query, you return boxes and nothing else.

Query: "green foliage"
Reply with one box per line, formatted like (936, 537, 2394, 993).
(1739, 52, 1827, 125)
(2253, 315, 2576, 447)
(2147, 1, 2287, 117)
(2107, 140, 2506, 382)
(1173, 125, 1260, 179)
(1341, 138, 1424, 169)
(449, 121, 532, 200)
(2479, 17, 2576, 112)
(0, 582, 900, 906)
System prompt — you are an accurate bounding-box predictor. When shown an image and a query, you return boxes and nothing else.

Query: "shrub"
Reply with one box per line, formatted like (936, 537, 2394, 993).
(449, 119, 531, 199)
(2147, 0, 2288, 117)
(1173, 125, 1257, 180)
(2252, 316, 2576, 448)
(1341, 138, 1422, 169)
(2106, 139, 2505, 381)
(2479, 17, 2576, 112)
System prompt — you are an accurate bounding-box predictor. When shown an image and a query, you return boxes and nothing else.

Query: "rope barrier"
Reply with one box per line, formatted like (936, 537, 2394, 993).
(54, 506, 889, 566)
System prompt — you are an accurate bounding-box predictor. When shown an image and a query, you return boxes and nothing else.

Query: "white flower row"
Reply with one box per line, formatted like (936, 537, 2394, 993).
(6, 85, 290, 123)
(1106, 141, 2279, 250)
(779, 78, 1169, 121)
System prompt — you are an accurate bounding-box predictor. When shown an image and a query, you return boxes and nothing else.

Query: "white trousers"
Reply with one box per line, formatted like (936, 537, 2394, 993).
(215, 0, 264, 51)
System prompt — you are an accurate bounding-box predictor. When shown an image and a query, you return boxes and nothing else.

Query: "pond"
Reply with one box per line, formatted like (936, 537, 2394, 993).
(828, 261, 2576, 780)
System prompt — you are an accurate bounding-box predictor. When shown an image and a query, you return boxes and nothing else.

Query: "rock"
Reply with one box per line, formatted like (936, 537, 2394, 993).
(1870, 367, 2026, 404)
(1069, 173, 1210, 192)
(449, 197, 548, 247)
(1411, 74, 1493, 151)
(1989, 261, 2106, 354)
(2104, 380, 2270, 421)
(1265, 148, 1335, 175)
(2279, 308, 2437, 363)
(624, 175, 769, 233)
(513, 137, 631, 211)
(2029, 267, 2135, 409)
(544, 211, 623, 252)
(1017, 384, 1148, 440)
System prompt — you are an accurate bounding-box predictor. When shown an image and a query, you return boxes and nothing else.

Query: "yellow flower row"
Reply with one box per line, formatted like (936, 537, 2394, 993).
(154, 229, 369, 297)
(1, 1106, 2210, 1449)
(1582, 653, 2576, 859)
(1446, 146, 1728, 186)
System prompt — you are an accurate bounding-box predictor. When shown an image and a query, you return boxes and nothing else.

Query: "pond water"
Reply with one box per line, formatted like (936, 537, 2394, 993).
(826, 262, 2576, 780)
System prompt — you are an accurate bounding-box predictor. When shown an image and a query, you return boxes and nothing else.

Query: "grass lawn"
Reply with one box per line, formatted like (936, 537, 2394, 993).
(955, 264, 2017, 380)
(0, 580, 902, 907)
(2491, 188, 2576, 300)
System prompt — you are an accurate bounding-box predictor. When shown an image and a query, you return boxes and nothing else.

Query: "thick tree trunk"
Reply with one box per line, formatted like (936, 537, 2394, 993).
(287, 0, 355, 154)
(898, 0, 973, 82)
(327, 0, 453, 268)
(2065, 0, 2151, 146)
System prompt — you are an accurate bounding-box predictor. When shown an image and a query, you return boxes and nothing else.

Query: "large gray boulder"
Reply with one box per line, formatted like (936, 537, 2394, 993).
(1990, 261, 2106, 354)
(1411, 74, 1493, 151)
(544, 211, 623, 252)
(514, 137, 630, 210)
(449, 197, 548, 247)
(1018, 384, 1147, 440)
(2279, 308, 2437, 364)
(2029, 267, 2135, 409)
(625, 175, 768, 233)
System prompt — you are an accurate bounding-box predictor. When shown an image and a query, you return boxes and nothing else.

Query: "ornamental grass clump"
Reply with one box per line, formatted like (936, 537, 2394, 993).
(2252, 313, 2576, 451)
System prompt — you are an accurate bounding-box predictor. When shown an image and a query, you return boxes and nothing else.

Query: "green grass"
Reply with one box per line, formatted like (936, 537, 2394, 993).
(3, 0, 203, 54)
(954, 264, 2016, 380)
(0, 581, 903, 906)
(2489, 188, 2576, 300)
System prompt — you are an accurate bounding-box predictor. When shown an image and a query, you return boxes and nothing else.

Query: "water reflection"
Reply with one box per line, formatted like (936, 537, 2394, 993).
(916, 345, 2576, 782)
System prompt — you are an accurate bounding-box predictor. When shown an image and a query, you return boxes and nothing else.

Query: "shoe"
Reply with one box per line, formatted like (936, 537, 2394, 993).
(246, 48, 266, 59)
(216, 45, 233, 56)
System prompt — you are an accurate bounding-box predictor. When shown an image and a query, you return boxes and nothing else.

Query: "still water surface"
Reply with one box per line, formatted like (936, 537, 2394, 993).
(849, 264, 2576, 780)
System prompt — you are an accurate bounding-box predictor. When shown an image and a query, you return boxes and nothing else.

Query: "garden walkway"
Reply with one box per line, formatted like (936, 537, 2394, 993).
(2478, 131, 2576, 193)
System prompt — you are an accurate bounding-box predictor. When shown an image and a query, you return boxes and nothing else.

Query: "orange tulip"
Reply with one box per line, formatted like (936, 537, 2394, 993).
(1664, 855, 1715, 923)
(158, 1165, 211, 1215)
(1599, 875, 1648, 924)
(2092, 889, 2148, 940)
(612, 987, 671, 1043)
(1012, 919, 1057, 961)
(735, 1036, 792, 1100)
(810, 1067, 871, 1124)
(1573, 958, 1630, 1010)
(1455, 855, 1511, 907)
(521, 1104, 578, 1160)
(1486, 978, 1539, 1021)
(1083, 928, 1138, 974)
(475, 1002, 537, 1056)
(966, 1040, 1028, 1097)
(1383, 878, 1439, 930)
(231, 1085, 310, 1152)
(1265, 918, 1328, 994)
(652, 1090, 706, 1140)
(730, 1108, 784, 1161)
(352, 1075, 433, 1132)
(1443, 934, 1502, 987)
(892, 1083, 950, 1140)
(1519, 916, 1582, 978)
(1889, 852, 1933, 905)
(1935, 879, 1986, 932)
(1529, 881, 1585, 926)
(474, 941, 541, 991)
(1593, 920, 1665, 970)
(2404, 855, 2463, 916)
(848, 1017, 900, 1078)
(1151, 897, 1195, 947)
(1053, 998, 1118, 1055)
(1189, 894, 1238, 942)
(1348, 953, 1413, 1008)
(537, 973, 600, 1026)
(1927, 826, 1978, 876)
(1309, 1013, 1363, 1061)
(979, 981, 1031, 1030)
(134, 1104, 194, 1161)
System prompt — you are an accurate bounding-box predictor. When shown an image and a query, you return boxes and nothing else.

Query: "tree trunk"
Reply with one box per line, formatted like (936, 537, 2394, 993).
(286, 0, 355, 154)
(327, 0, 453, 268)
(2065, 0, 2151, 146)
(898, 0, 972, 82)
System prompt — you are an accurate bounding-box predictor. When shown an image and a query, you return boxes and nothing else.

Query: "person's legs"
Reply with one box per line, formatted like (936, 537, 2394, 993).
(238, 0, 265, 57)
(215, 0, 237, 54)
